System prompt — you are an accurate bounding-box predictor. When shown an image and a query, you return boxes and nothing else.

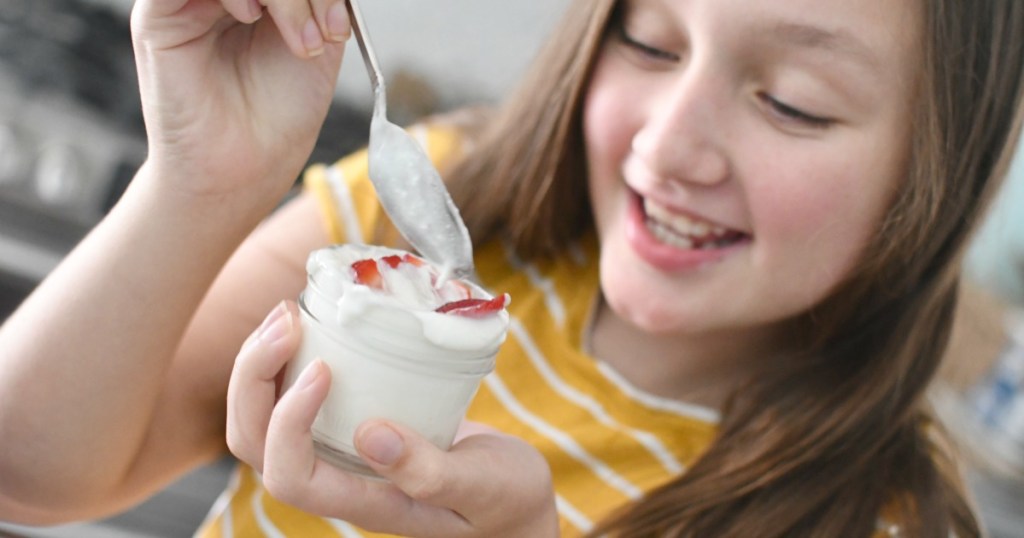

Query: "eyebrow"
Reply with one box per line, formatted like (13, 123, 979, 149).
(768, 22, 881, 71)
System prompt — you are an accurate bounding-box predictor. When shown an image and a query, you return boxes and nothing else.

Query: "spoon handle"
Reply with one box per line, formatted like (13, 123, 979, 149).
(345, 0, 388, 114)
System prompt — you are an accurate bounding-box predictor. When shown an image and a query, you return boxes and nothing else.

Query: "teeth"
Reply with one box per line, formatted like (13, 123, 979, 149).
(642, 198, 743, 250)
(647, 220, 694, 249)
(643, 199, 732, 238)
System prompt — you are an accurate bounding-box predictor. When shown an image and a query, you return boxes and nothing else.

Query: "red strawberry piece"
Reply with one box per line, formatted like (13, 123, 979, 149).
(402, 253, 425, 267)
(351, 259, 383, 289)
(381, 255, 403, 269)
(450, 280, 473, 299)
(436, 293, 509, 318)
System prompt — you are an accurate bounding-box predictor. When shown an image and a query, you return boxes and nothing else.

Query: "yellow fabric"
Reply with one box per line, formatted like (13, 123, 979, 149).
(194, 124, 901, 537)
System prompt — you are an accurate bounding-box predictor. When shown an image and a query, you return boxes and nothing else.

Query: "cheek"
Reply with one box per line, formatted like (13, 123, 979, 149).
(583, 64, 638, 180)
(748, 155, 894, 289)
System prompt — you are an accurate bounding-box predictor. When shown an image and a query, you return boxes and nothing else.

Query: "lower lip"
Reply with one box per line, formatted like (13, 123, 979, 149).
(623, 193, 748, 272)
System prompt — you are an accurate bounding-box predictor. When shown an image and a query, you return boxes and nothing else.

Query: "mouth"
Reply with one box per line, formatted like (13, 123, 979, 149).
(641, 197, 749, 250)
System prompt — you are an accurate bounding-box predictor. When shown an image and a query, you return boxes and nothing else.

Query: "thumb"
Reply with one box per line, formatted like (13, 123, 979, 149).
(354, 420, 464, 504)
(354, 420, 557, 535)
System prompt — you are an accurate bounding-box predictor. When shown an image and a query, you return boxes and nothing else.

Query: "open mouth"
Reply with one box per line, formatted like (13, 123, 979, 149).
(642, 198, 749, 250)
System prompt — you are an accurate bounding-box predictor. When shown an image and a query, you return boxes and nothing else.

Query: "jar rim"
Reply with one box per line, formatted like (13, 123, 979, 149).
(298, 295, 498, 378)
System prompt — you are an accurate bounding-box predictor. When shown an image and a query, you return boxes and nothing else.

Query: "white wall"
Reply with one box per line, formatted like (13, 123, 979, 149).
(336, 0, 571, 109)
(968, 135, 1024, 305)
(83, 0, 572, 109)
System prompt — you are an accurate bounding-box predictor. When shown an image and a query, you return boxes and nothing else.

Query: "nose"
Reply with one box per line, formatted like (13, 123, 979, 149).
(631, 65, 730, 189)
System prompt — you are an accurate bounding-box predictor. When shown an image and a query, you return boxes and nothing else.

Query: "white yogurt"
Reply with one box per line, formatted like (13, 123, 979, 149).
(282, 244, 509, 477)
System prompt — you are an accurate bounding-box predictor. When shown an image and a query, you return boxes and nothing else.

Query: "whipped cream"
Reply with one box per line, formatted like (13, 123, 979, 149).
(304, 244, 508, 351)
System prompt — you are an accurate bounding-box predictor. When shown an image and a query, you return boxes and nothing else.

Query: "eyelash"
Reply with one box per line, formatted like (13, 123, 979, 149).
(616, 23, 679, 62)
(758, 93, 834, 128)
(613, 16, 835, 130)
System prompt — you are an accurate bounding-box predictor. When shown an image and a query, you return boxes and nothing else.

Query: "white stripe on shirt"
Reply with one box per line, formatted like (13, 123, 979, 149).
(503, 242, 567, 326)
(484, 372, 644, 500)
(251, 483, 287, 538)
(325, 165, 365, 245)
(327, 518, 365, 538)
(556, 493, 594, 532)
(193, 466, 241, 538)
(511, 319, 684, 474)
(596, 361, 720, 424)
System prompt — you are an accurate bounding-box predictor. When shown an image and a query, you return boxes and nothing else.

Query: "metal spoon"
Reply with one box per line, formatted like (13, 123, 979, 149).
(344, 0, 474, 280)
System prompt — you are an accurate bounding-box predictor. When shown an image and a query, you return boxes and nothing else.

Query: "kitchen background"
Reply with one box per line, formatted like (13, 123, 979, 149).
(0, 0, 1022, 536)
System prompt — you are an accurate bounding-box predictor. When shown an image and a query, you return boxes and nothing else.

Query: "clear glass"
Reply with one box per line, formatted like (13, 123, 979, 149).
(281, 246, 503, 478)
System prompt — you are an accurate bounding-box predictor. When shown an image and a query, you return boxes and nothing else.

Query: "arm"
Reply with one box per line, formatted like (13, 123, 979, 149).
(0, 188, 329, 523)
(0, 0, 348, 523)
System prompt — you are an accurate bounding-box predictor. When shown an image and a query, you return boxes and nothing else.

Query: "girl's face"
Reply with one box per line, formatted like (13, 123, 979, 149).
(584, 0, 921, 340)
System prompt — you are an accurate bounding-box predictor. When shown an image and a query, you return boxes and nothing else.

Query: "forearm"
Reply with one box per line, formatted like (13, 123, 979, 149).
(0, 163, 275, 512)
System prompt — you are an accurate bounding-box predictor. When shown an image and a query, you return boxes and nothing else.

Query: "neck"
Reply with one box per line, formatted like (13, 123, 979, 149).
(587, 298, 792, 410)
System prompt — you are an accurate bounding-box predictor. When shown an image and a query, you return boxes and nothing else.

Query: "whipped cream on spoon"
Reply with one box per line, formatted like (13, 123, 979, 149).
(344, 0, 474, 281)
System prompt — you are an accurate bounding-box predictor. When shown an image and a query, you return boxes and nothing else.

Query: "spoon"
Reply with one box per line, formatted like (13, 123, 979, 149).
(344, 0, 475, 281)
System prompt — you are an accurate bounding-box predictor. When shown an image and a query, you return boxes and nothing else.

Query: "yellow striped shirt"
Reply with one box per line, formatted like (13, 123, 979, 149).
(194, 124, 741, 537)
(193, 123, 911, 537)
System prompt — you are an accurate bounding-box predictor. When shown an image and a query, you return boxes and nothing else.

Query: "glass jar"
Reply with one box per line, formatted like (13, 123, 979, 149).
(282, 244, 508, 478)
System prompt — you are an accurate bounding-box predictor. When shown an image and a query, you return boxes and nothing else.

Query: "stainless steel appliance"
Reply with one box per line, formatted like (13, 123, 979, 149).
(0, 0, 146, 284)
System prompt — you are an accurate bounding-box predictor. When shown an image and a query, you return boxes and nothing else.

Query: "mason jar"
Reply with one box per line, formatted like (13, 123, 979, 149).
(282, 244, 508, 478)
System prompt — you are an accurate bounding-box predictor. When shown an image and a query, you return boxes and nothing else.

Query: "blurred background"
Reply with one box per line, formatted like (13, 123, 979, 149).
(0, 0, 1022, 536)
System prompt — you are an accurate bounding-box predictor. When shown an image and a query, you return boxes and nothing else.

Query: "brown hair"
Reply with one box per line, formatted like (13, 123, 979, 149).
(447, 0, 1024, 536)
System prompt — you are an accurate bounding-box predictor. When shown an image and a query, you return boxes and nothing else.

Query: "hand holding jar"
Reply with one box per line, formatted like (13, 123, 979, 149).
(224, 245, 558, 537)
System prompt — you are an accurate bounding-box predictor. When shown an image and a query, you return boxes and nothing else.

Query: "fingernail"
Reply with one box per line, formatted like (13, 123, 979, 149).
(303, 18, 325, 57)
(258, 302, 292, 343)
(327, 2, 351, 42)
(293, 359, 322, 390)
(248, 0, 263, 21)
(360, 424, 403, 465)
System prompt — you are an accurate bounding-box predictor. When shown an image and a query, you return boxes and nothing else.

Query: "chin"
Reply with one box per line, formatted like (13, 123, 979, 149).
(599, 269, 698, 336)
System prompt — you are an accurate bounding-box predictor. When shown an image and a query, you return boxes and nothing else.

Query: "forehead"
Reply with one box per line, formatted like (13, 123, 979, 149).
(616, 0, 924, 97)
(621, 0, 922, 64)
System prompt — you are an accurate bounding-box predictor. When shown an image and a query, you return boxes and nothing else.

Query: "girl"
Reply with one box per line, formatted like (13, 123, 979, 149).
(1, 0, 1022, 536)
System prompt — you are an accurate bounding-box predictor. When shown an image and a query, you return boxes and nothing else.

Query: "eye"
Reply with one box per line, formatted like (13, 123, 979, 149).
(759, 92, 834, 129)
(616, 22, 680, 63)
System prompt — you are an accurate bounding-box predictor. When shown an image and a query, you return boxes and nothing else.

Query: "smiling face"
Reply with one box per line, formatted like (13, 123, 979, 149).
(584, 0, 922, 344)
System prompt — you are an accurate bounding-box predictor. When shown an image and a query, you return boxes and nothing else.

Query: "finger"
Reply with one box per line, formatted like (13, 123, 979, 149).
(355, 421, 468, 507)
(225, 301, 300, 471)
(357, 421, 554, 527)
(453, 420, 501, 443)
(260, 368, 460, 534)
(262, 0, 325, 58)
(261, 357, 330, 490)
(222, 0, 264, 23)
(310, 0, 351, 43)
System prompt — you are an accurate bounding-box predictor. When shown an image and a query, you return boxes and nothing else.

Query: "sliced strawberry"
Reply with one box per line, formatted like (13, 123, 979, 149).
(381, 255, 403, 269)
(351, 259, 383, 289)
(402, 253, 425, 267)
(436, 293, 509, 318)
(450, 280, 473, 300)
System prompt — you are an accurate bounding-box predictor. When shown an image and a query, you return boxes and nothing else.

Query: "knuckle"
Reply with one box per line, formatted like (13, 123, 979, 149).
(224, 424, 250, 459)
(261, 468, 302, 505)
(225, 430, 261, 469)
(403, 460, 449, 502)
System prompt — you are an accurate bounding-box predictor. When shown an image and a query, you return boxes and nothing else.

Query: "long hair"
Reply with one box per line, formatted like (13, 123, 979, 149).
(446, 0, 1024, 536)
